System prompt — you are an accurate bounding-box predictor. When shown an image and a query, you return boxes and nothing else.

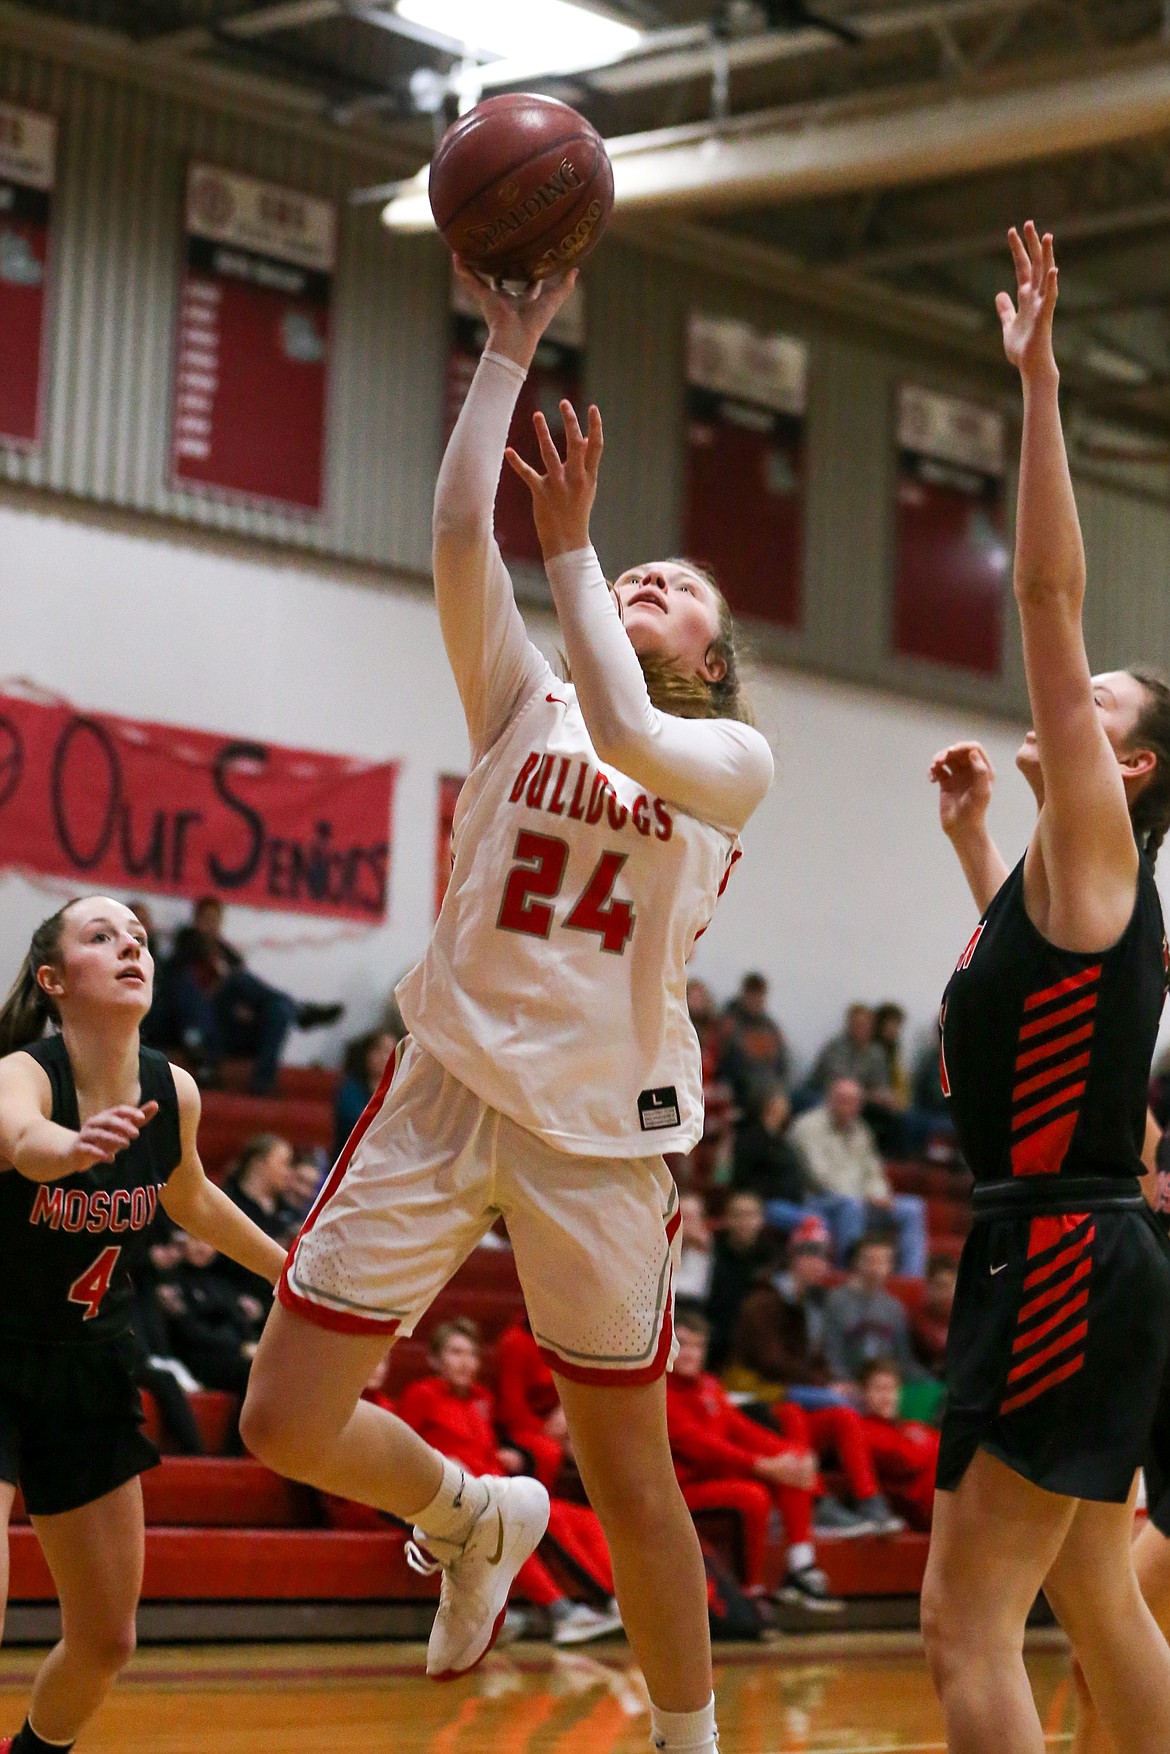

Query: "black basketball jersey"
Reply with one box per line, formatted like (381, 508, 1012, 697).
(941, 856, 1169, 1187)
(0, 1035, 182, 1343)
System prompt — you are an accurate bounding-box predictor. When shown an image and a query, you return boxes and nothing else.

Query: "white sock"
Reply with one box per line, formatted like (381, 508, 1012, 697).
(650, 1694, 718, 1753)
(412, 1455, 489, 1546)
(787, 1541, 815, 1572)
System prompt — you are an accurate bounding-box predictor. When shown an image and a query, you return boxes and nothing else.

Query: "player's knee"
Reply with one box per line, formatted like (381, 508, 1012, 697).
(919, 1575, 963, 1682)
(239, 1378, 299, 1473)
(76, 1615, 137, 1675)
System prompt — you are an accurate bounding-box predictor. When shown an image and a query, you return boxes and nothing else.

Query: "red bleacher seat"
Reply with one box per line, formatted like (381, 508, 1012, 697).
(197, 1091, 334, 1181)
(141, 1389, 239, 1455)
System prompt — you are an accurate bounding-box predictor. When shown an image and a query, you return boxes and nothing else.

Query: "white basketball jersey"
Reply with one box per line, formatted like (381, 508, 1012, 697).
(397, 667, 741, 1157)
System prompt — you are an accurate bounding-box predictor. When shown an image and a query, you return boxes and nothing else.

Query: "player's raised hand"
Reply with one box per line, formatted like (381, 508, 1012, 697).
(997, 222, 1058, 381)
(930, 742, 996, 839)
(69, 1100, 159, 1170)
(505, 397, 603, 561)
(454, 258, 578, 372)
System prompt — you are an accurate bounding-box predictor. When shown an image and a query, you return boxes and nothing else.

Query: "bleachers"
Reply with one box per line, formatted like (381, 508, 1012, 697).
(6, 1083, 967, 1629)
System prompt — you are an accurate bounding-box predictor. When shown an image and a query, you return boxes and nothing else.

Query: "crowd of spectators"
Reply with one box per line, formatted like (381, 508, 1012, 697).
(127, 962, 963, 1624)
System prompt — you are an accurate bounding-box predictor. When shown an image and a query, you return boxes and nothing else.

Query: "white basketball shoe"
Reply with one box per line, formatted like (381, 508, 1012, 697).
(406, 1475, 550, 1680)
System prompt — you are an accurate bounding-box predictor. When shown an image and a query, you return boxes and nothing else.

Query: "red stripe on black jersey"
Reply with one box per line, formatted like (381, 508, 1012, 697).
(1009, 972, 1101, 1177)
(1023, 966, 1102, 1012)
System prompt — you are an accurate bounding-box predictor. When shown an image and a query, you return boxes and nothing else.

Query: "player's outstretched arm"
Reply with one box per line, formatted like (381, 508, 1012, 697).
(1001, 223, 1137, 937)
(929, 741, 1010, 914)
(507, 400, 772, 832)
(160, 1067, 287, 1285)
(431, 265, 577, 762)
(0, 1050, 159, 1180)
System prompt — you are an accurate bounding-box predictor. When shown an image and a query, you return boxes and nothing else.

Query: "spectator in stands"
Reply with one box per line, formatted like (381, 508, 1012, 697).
(169, 1232, 266, 1398)
(824, 1235, 930, 1386)
(495, 1313, 569, 1492)
(731, 1083, 809, 1217)
(686, 978, 724, 1083)
(856, 1358, 939, 1531)
(675, 1191, 716, 1303)
(910, 1023, 959, 1161)
(285, 1147, 326, 1226)
(809, 1003, 889, 1098)
(399, 1321, 623, 1644)
(789, 1078, 928, 1277)
(706, 1192, 780, 1371)
(682, 979, 736, 1192)
(719, 972, 791, 1110)
(667, 1305, 840, 1611)
(152, 894, 343, 1094)
(333, 1029, 396, 1160)
(910, 1254, 957, 1379)
(129, 1227, 204, 1455)
(222, 1133, 297, 1296)
(728, 1215, 854, 1411)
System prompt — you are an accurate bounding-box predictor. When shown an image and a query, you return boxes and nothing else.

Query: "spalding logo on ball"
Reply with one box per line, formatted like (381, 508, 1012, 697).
(429, 94, 614, 289)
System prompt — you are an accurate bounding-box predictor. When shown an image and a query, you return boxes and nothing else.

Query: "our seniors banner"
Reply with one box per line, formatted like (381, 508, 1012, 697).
(0, 692, 397, 922)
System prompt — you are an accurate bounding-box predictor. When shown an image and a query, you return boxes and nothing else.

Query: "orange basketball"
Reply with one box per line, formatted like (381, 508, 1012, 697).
(429, 93, 614, 287)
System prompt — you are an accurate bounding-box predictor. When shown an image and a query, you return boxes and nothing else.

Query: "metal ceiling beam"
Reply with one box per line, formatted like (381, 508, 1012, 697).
(852, 195, 1170, 272)
(597, 46, 1170, 212)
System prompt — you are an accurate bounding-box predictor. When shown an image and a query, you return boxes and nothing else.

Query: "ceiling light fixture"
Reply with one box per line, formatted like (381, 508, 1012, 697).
(394, 0, 641, 73)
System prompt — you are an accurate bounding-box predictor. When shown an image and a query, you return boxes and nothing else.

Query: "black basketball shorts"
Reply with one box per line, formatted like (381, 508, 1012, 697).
(938, 1188, 1170, 1503)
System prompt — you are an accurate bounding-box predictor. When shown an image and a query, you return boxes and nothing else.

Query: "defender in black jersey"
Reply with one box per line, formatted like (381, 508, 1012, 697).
(920, 225, 1170, 1754)
(0, 896, 287, 1754)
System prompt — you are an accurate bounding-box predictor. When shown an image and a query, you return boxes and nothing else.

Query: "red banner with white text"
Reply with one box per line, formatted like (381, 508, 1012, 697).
(0, 692, 397, 922)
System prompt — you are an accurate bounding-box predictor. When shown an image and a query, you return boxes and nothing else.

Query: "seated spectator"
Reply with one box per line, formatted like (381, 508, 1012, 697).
(824, 1234, 931, 1386)
(687, 978, 725, 1083)
(731, 1083, 809, 1214)
(399, 1321, 622, 1645)
(149, 894, 343, 1094)
(334, 1029, 396, 1160)
(169, 1232, 266, 1398)
(285, 1147, 326, 1228)
(727, 1215, 853, 1411)
(681, 979, 736, 1190)
(808, 1003, 889, 1100)
(909, 1022, 959, 1162)
(857, 1358, 940, 1531)
(719, 972, 791, 1110)
(222, 1133, 298, 1295)
(668, 1305, 840, 1611)
(129, 1225, 204, 1455)
(911, 1254, 957, 1379)
(706, 1192, 781, 1371)
(495, 1314, 569, 1492)
(789, 1078, 927, 1277)
(674, 1191, 716, 1303)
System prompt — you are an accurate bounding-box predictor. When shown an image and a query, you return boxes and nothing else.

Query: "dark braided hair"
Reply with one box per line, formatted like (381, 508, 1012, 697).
(1127, 669, 1170, 870)
(0, 900, 82, 1057)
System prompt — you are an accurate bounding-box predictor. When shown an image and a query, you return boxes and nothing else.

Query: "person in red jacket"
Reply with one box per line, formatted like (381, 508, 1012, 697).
(495, 1315, 567, 1492)
(667, 1304, 841, 1611)
(398, 1320, 622, 1645)
(856, 1358, 939, 1531)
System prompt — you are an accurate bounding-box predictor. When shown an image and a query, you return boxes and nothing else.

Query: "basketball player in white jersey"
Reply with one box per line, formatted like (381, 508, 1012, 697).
(241, 264, 772, 1754)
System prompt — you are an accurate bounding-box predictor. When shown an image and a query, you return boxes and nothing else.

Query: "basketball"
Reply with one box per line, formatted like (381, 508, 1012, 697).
(429, 93, 614, 288)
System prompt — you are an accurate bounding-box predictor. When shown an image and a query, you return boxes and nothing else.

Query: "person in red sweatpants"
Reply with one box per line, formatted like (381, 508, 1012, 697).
(667, 1305, 841, 1611)
(397, 1318, 623, 1645)
(855, 1358, 939, 1531)
(495, 1316, 567, 1492)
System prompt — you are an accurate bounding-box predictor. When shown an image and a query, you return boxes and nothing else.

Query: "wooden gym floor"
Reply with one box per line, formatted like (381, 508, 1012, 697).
(0, 1633, 1075, 1752)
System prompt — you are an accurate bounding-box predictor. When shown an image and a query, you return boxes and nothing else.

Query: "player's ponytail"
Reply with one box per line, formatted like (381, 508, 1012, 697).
(639, 560, 755, 726)
(0, 903, 79, 1057)
(1127, 668, 1170, 871)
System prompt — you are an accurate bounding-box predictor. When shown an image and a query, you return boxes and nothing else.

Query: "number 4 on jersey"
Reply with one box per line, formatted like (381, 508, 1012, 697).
(67, 1244, 122, 1321)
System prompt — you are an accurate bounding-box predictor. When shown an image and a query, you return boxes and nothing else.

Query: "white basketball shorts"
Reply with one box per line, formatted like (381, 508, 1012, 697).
(278, 1037, 682, 1384)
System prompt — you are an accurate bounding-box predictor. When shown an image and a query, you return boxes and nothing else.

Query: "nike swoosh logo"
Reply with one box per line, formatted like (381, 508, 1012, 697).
(546, 694, 567, 706)
(487, 1510, 505, 1565)
(990, 1263, 1008, 1275)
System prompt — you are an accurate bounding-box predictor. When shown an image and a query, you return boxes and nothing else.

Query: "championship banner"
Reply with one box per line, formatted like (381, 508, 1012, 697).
(0, 692, 397, 922)
(683, 312, 807, 630)
(435, 772, 465, 920)
(0, 103, 56, 448)
(444, 274, 585, 564)
(894, 385, 1010, 676)
(170, 164, 336, 511)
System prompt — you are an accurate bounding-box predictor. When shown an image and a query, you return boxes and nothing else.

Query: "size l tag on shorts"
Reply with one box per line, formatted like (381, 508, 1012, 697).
(638, 1086, 680, 1131)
